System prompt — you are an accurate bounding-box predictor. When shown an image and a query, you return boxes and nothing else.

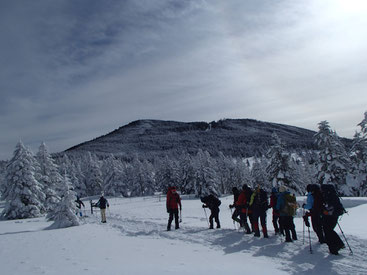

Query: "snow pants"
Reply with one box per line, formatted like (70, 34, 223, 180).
(280, 216, 297, 242)
(167, 209, 179, 230)
(209, 207, 220, 229)
(272, 213, 282, 234)
(311, 213, 325, 243)
(253, 210, 267, 237)
(322, 215, 344, 254)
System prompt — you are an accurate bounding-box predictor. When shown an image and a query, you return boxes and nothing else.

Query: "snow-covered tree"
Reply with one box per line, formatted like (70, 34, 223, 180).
(154, 155, 179, 193)
(1, 141, 46, 219)
(193, 150, 219, 197)
(266, 133, 302, 194)
(314, 121, 350, 195)
(85, 153, 103, 196)
(36, 142, 61, 217)
(49, 172, 79, 229)
(102, 155, 127, 196)
(349, 112, 367, 195)
(251, 157, 270, 190)
(176, 153, 196, 194)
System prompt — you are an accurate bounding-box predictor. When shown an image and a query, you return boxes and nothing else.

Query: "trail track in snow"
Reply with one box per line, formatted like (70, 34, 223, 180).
(84, 196, 367, 275)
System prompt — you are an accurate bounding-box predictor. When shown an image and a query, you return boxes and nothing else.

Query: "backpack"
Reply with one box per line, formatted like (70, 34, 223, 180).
(282, 193, 298, 216)
(321, 184, 345, 217)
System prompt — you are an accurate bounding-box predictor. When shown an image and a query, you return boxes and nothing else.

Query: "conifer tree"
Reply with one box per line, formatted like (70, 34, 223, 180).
(1, 141, 46, 219)
(176, 153, 195, 194)
(193, 150, 219, 197)
(49, 172, 79, 229)
(314, 121, 350, 195)
(266, 133, 301, 194)
(36, 142, 61, 217)
(349, 112, 367, 195)
(102, 155, 126, 196)
(85, 153, 103, 195)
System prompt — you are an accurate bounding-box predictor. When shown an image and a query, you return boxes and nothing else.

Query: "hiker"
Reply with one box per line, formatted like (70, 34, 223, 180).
(235, 184, 253, 234)
(276, 186, 298, 242)
(96, 195, 109, 223)
(269, 187, 282, 235)
(249, 186, 269, 238)
(229, 187, 241, 226)
(75, 196, 85, 217)
(201, 194, 221, 229)
(321, 184, 345, 255)
(166, 186, 182, 231)
(303, 184, 325, 244)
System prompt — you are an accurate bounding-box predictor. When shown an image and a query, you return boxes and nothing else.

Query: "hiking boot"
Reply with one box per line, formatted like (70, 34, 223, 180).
(264, 232, 269, 238)
(216, 224, 221, 229)
(254, 231, 260, 237)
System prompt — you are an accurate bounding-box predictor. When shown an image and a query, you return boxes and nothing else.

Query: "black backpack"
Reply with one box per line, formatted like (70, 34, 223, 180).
(321, 184, 346, 216)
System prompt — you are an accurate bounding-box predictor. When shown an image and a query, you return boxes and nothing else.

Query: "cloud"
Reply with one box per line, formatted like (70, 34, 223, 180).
(0, 0, 366, 159)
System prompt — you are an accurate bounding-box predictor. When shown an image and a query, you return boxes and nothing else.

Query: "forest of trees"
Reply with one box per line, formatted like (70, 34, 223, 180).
(0, 112, 366, 221)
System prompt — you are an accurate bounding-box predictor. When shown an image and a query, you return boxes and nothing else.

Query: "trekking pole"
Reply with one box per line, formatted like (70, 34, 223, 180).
(302, 209, 305, 245)
(307, 225, 313, 254)
(337, 222, 353, 255)
(203, 207, 210, 227)
(179, 209, 182, 223)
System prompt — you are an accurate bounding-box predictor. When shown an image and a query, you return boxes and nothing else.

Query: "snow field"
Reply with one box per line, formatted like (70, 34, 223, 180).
(1, 195, 367, 275)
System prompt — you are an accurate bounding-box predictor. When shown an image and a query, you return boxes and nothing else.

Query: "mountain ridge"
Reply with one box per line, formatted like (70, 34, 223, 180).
(64, 118, 326, 158)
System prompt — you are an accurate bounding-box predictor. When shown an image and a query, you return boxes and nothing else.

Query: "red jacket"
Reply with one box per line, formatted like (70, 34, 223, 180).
(269, 193, 279, 216)
(166, 188, 182, 210)
(236, 191, 251, 214)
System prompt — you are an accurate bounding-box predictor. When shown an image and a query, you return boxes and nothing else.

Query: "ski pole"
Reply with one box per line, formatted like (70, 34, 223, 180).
(307, 225, 313, 254)
(302, 209, 305, 245)
(179, 209, 182, 223)
(337, 222, 353, 255)
(203, 207, 209, 227)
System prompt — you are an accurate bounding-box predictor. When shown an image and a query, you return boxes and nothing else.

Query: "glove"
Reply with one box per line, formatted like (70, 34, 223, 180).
(202, 204, 206, 208)
(302, 203, 306, 208)
(167, 208, 170, 213)
(229, 204, 234, 209)
(303, 216, 310, 227)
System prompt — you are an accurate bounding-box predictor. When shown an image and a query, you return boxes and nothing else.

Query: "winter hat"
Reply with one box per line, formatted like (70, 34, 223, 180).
(279, 186, 286, 193)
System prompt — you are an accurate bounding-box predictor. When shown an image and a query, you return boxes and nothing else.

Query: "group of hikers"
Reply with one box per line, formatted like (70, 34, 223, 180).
(166, 183, 347, 256)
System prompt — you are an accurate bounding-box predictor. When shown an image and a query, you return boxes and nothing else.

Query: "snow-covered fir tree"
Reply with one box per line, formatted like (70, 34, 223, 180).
(154, 155, 179, 193)
(251, 157, 270, 190)
(85, 152, 103, 195)
(193, 149, 220, 197)
(1, 141, 46, 219)
(36, 142, 61, 218)
(314, 121, 350, 195)
(101, 155, 127, 196)
(176, 152, 196, 194)
(49, 172, 79, 229)
(349, 112, 367, 195)
(266, 133, 303, 194)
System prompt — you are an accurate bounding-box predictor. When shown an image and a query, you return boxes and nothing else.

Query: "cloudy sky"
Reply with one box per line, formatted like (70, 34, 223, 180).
(1, 0, 366, 160)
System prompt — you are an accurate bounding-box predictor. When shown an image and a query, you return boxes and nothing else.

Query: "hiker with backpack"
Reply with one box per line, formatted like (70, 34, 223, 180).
(269, 187, 282, 235)
(303, 184, 325, 244)
(229, 187, 241, 227)
(166, 186, 182, 231)
(201, 194, 221, 229)
(249, 186, 269, 238)
(235, 184, 253, 234)
(320, 184, 345, 255)
(96, 195, 109, 223)
(276, 186, 298, 242)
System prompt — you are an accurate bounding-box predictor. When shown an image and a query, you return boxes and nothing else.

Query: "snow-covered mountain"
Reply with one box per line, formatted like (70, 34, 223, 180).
(65, 119, 333, 158)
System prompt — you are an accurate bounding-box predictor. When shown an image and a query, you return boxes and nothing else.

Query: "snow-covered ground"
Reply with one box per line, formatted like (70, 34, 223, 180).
(1, 195, 367, 275)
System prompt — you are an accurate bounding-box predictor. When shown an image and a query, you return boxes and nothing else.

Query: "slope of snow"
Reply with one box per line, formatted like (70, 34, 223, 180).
(1, 196, 366, 275)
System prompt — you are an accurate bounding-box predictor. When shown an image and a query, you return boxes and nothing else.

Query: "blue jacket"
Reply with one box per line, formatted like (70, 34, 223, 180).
(303, 193, 314, 210)
(275, 191, 291, 216)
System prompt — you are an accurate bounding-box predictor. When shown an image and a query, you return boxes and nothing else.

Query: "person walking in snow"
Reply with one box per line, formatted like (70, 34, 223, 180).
(235, 184, 253, 234)
(269, 187, 282, 235)
(303, 184, 325, 244)
(201, 194, 221, 229)
(96, 195, 109, 223)
(276, 186, 298, 242)
(166, 186, 182, 231)
(320, 184, 345, 255)
(249, 186, 269, 238)
(75, 196, 85, 217)
(229, 187, 241, 227)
